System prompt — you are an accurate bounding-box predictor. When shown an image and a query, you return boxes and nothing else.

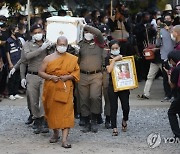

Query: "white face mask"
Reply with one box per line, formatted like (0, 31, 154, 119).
(171, 33, 176, 41)
(111, 49, 120, 56)
(56, 45, 67, 53)
(168, 61, 173, 68)
(103, 36, 107, 41)
(32, 33, 43, 41)
(84, 33, 94, 41)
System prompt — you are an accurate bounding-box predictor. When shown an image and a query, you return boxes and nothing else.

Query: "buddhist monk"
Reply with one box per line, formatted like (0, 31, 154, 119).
(38, 36, 80, 148)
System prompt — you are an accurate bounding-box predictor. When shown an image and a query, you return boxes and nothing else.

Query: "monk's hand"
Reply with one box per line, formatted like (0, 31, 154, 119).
(50, 75, 59, 82)
(59, 75, 71, 82)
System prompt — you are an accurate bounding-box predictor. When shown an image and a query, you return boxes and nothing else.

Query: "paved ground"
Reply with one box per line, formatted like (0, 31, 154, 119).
(0, 78, 179, 154)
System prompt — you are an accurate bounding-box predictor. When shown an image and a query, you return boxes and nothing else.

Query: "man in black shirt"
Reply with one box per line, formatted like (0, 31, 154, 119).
(165, 50, 180, 138)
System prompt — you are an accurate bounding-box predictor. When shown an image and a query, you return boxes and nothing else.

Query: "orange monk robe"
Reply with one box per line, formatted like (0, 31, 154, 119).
(42, 53, 80, 129)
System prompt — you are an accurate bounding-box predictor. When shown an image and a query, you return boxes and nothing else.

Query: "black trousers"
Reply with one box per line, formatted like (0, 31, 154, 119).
(108, 83, 130, 129)
(168, 99, 180, 138)
(162, 61, 172, 98)
(8, 70, 20, 95)
(0, 65, 8, 94)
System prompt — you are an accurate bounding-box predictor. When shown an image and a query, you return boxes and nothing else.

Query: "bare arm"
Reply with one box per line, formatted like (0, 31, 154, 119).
(38, 57, 51, 80)
(6, 52, 13, 69)
(106, 55, 123, 73)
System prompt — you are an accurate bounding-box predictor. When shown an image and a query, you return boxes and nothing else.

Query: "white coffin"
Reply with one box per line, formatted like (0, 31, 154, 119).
(46, 16, 85, 45)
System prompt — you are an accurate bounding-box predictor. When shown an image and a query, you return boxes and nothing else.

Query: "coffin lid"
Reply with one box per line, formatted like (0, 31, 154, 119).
(46, 16, 85, 22)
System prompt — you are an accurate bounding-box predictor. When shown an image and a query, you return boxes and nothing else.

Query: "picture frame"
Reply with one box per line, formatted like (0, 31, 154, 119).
(111, 56, 138, 92)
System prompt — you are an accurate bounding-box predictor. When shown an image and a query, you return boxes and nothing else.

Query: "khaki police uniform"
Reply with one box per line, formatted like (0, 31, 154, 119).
(23, 40, 49, 119)
(102, 47, 110, 117)
(78, 25, 104, 117)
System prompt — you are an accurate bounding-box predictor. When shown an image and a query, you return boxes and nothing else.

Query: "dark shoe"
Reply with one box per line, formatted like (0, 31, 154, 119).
(161, 97, 171, 102)
(97, 114, 103, 124)
(91, 121, 98, 133)
(40, 117, 49, 133)
(169, 97, 174, 103)
(32, 119, 38, 129)
(137, 94, 149, 100)
(42, 118, 49, 129)
(81, 123, 91, 133)
(33, 118, 49, 134)
(79, 119, 85, 126)
(75, 113, 80, 119)
(25, 115, 33, 125)
(33, 119, 41, 134)
(62, 141, 72, 148)
(105, 122, 111, 129)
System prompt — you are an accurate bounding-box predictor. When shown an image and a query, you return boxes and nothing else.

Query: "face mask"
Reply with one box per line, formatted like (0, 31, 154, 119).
(14, 32, 20, 38)
(84, 33, 94, 41)
(171, 33, 176, 41)
(164, 21, 172, 26)
(143, 20, 149, 24)
(56, 45, 67, 53)
(103, 36, 107, 41)
(32, 33, 43, 41)
(168, 61, 173, 68)
(111, 49, 120, 56)
(23, 21, 27, 25)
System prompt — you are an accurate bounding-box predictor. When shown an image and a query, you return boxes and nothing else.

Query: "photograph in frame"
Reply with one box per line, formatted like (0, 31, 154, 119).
(111, 56, 138, 92)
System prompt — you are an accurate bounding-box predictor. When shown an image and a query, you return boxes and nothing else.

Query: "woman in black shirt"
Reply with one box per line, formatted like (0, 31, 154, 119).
(105, 40, 130, 136)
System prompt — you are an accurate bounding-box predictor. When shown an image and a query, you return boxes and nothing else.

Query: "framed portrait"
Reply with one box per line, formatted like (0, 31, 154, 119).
(111, 56, 138, 92)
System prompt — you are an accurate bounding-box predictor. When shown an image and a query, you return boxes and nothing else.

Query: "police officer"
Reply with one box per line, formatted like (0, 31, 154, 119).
(98, 25, 111, 129)
(78, 24, 104, 133)
(6, 25, 24, 100)
(23, 24, 52, 134)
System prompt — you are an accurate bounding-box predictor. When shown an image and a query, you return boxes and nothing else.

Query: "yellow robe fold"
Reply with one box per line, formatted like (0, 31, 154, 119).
(42, 53, 80, 129)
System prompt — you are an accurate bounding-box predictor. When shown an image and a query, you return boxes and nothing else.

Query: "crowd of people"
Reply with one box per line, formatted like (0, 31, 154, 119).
(0, 2, 180, 148)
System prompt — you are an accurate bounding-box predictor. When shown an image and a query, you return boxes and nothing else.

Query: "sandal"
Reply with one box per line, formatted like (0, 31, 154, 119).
(122, 120, 127, 132)
(137, 94, 149, 100)
(112, 128, 118, 136)
(62, 141, 72, 148)
(49, 136, 60, 143)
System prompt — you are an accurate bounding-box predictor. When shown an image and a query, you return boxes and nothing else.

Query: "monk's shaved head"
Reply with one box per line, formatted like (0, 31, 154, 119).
(57, 36, 68, 46)
(173, 25, 180, 35)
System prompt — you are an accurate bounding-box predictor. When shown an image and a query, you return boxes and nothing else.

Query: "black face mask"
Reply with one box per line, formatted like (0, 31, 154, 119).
(14, 32, 21, 38)
(164, 21, 172, 26)
(143, 20, 150, 24)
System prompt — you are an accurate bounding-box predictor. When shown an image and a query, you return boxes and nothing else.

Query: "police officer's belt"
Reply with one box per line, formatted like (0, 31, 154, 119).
(80, 70, 101, 75)
(27, 71, 38, 75)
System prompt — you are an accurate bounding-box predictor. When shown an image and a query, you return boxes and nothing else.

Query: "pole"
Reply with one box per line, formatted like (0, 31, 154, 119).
(27, 0, 30, 31)
(110, 0, 113, 17)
